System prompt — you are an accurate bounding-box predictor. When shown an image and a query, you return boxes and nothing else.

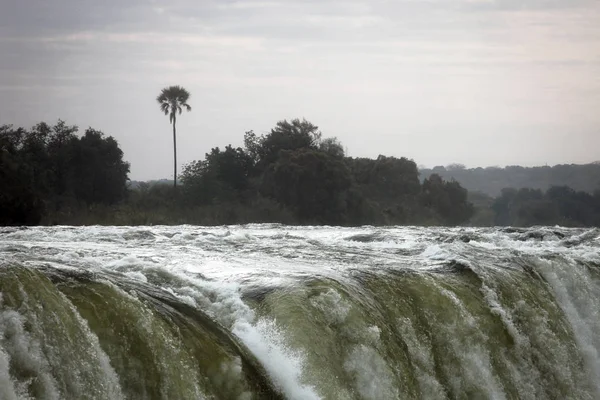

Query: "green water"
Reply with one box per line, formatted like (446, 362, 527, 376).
(0, 225, 599, 399)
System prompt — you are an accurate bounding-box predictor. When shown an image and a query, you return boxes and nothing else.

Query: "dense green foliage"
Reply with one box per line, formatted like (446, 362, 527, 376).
(179, 118, 474, 226)
(0, 121, 130, 225)
(421, 163, 600, 196)
(3, 118, 598, 227)
(491, 186, 600, 227)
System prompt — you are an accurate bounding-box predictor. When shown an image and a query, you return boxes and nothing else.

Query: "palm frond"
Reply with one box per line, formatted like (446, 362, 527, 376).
(156, 91, 168, 104)
(158, 85, 192, 120)
(160, 102, 170, 115)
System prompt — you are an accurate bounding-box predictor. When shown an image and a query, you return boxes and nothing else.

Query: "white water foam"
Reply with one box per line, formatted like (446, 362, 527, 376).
(538, 257, 600, 396)
(0, 345, 21, 400)
(159, 272, 322, 400)
(397, 317, 446, 399)
(434, 283, 507, 400)
(233, 318, 321, 400)
(3, 225, 600, 399)
(344, 344, 399, 400)
(0, 308, 61, 400)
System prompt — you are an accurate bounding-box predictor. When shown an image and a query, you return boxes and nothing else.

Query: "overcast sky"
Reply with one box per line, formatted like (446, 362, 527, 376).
(1, 0, 599, 180)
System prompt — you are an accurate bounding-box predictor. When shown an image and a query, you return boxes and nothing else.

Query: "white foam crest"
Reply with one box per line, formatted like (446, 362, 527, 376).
(438, 286, 478, 328)
(100, 282, 207, 398)
(432, 282, 507, 400)
(344, 344, 399, 400)
(420, 244, 456, 262)
(538, 258, 600, 396)
(476, 268, 591, 398)
(0, 346, 21, 400)
(58, 292, 125, 400)
(397, 318, 446, 398)
(233, 318, 321, 400)
(0, 308, 61, 400)
(309, 289, 351, 325)
(123, 270, 148, 282)
(155, 273, 321, 399)
(457, 349, 506, 400)
(2, 225, 599, 281)
(475, 277, 551, 397)
(3, 225, 600, 399)
(0, 286, 125, 400)
(481, 284, 529, 348)
(172, 277, 255, 329)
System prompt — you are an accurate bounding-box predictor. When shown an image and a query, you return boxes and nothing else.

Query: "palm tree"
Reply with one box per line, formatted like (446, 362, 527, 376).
(157, 85, 192, 188)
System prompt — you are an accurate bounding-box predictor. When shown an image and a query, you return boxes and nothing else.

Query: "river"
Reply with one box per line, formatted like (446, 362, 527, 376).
(1, 225, 599, 399)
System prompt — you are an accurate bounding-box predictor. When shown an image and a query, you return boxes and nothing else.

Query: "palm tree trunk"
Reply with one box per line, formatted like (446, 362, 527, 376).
(172, 116, 177, 188)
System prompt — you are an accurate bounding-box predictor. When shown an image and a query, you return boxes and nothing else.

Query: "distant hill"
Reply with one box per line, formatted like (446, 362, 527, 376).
(420, 163, 600, 197)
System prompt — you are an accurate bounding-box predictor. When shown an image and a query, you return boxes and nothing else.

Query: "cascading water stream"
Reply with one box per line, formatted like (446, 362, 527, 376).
(1, 225, 599, 399)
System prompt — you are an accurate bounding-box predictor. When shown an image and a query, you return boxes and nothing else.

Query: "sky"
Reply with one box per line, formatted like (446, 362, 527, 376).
(1, 0, 599, 180)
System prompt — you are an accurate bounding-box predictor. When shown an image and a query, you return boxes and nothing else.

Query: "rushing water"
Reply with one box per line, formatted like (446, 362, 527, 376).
(0, 224, 599, 400)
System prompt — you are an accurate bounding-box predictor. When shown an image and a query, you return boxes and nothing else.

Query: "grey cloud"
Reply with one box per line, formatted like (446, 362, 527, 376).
(1, 0, 146, 35)
(1, 0, 599, 179)
(461, 0, 597, 11)
(5, 0, 596, 49)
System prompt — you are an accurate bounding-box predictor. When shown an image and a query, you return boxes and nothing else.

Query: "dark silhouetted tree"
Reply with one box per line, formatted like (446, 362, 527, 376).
(421, 174, 474, 225)
(157, 85, 192, 188)
(319, 137, 345, 158)
(0, 125, 44, 225)
(247, 119, 321, 169)
(260, 149, 352, 224)
(0, 121, 129, 224)
(347, 156, 422, 223)
(181, 145, 254, 205)
(70, 128, 130, 205)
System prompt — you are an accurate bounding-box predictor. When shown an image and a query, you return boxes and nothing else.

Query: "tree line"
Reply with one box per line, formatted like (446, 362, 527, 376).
(176, 119, 474, 226)
(420, 163, 600, 197)
(0, 118, 475, 226)
(490, 186, 600, 227)
(0, 121, 129, 225)
(2, 117, 599, 227)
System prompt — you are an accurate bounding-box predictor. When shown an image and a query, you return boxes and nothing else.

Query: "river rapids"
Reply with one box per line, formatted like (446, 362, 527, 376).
(0, 224, 599, 399)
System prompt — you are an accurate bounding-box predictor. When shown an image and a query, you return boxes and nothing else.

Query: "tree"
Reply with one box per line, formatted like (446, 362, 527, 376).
(420, 163, 600, 197)
(157, 85, 192, 188)
(446, 163, 466, 171)
(319, 137, 345, 158)
(0, 121, 129, 224)
(260, 149, 353, 224)
(69, 128, 130, 205)
(0, 125, 44, 225)
(247, 119, 322, 169)
(46, 120, 79, 197)
(421, 174, 474, 225)
(181, 145, 254, 205)
(346, 156, 422, 223)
